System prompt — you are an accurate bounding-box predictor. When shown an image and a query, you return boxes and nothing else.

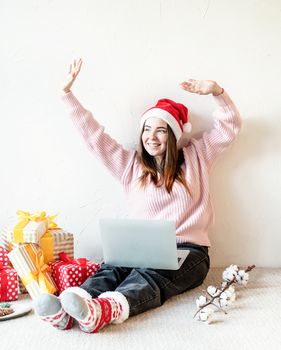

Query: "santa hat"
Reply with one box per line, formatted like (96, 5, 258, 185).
(140, 98, 192, 141)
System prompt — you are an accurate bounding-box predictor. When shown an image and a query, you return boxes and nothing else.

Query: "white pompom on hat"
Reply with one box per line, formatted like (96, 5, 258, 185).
(140, 98, 192, 141)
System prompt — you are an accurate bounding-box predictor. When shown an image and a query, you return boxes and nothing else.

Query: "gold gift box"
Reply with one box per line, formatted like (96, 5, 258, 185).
(8, 243, 57, 299)
(40, 229, 74, 264)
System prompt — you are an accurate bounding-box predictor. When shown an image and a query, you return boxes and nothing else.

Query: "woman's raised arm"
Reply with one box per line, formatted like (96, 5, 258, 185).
(180, 79, 242, 170)
(62, 59, 135, 183)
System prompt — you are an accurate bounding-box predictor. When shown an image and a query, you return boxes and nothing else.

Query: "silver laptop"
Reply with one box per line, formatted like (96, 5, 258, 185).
(99, 218, 190, 270)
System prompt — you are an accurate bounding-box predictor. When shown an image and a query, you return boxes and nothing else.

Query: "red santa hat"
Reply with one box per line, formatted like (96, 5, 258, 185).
(140, 98, 192, 141)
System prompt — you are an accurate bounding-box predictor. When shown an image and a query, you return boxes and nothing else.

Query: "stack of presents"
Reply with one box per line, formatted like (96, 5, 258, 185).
(0, 210, 100, 302)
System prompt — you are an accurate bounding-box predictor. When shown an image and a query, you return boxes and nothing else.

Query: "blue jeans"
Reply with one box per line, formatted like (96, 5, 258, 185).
(80, 242, 210, 316)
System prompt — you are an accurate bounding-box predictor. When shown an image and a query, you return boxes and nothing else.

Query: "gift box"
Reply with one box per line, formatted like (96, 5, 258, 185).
(0, 246, 10, 266)
(0, 225, 46, 295)
(0, 239, 26, 294)
(8, 243, 57, 299)
(51, 252, 100, 294)
(0, 264, 19, 301)
(40, 229, 74, 265)
(1, 210, 49, 245)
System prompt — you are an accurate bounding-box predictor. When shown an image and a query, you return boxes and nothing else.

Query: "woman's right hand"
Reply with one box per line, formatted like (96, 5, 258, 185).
(63, 58, 83, 93)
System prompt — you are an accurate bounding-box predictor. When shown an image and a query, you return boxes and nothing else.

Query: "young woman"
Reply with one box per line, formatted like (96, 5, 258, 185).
(34, 58, 242, 333)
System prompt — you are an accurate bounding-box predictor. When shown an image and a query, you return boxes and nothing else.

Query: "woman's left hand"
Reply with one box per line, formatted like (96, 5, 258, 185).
(180, 79, 223, 96)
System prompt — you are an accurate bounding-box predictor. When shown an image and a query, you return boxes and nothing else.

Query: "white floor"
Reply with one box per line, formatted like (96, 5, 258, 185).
(1, 268, 281, 350)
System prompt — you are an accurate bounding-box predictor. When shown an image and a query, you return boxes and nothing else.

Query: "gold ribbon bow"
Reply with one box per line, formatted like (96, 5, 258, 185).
(48, 214, 60, 230)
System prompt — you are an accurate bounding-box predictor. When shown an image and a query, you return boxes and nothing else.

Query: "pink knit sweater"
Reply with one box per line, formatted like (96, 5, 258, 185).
(62, 91, 242, 247)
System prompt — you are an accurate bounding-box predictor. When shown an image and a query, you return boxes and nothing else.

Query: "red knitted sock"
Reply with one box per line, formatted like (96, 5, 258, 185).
(60, 288, 130, 333)
(40, 307, 73, 330)
(78, 297, 122, 333)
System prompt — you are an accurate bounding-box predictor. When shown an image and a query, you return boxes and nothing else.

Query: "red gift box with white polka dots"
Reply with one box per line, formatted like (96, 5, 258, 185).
(0, 264, 19, 301)
(50, 252, 100, 294)
(0, 246, 10, 266)
(0, 246, 19, 301)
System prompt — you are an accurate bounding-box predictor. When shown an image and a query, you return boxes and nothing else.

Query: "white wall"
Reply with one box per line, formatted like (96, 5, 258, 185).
(1, 0, 280, 267)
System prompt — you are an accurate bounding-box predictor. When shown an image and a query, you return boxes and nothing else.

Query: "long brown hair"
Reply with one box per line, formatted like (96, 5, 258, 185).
(137, 124, 191, 195)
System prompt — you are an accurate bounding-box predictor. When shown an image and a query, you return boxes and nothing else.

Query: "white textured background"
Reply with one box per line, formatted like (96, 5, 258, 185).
(0, 0, 280, 267)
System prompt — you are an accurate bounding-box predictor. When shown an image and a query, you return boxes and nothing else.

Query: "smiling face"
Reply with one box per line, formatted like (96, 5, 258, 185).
(141, 117, 168, 164)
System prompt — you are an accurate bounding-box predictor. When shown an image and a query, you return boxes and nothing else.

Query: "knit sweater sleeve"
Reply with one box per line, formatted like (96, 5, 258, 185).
(62, 91, 135, 182)
(190, 90, 242, 170)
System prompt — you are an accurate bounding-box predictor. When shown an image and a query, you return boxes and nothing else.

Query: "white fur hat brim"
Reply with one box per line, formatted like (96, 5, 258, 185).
(140, 108, 192, 141)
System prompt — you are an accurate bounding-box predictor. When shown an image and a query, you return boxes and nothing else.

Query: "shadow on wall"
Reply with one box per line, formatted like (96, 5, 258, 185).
(208, 117, 279, 267)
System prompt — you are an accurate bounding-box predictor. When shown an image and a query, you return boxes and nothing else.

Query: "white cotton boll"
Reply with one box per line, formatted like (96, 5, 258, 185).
(238, 269, 246, 277)
(219, 287, 236, 306)
(228, 285, 235, 294)
(224, 289, 232, 298)
(219, 298, 229, 307)
(198, 310, 208, 321)
(230, 267, 239, 275)
(229, 264, 239, 272)
(198, 307, 214, 324)
(222, 264, 239, 282)
(222, 270, 235, 282)
(219, 292, 229, 307)
(224, 288, 234, 299)
(241, 273, 249, 286)
(207, 286, 217, 296)
(242, 274, 249, 286)
(226, 265, 238, 275)
(224, 289, 235, 305)
(222, 269, 233, 281)
(236, 275, 242, 284)
(196, 295, 207, 308)
(236, 270, 249, 285)
(220, 291, 228, 300)
(222, 271, 230, 282)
